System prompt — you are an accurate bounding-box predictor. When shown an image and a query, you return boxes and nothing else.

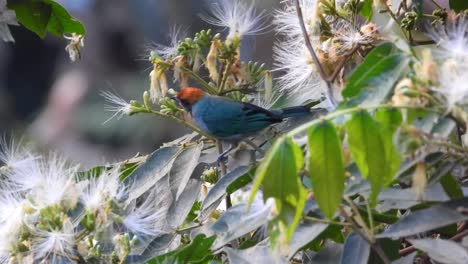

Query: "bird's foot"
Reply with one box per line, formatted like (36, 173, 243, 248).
(216, 154, 228, 164)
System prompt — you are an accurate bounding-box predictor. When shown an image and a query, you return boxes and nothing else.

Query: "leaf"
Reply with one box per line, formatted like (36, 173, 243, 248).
(377, 184, 449, 211)
(200, 166, 251, 220)
(340, 232, 370, 264)
(308, 120, 345, 219)
(345, 110, 387, 204)
(225, 241, 288, 264)
(408, 238, 468, 264)
(167, 179, 202, 229)
(342, 43, 402, 98)
(360, 0, 373, 21)
(169, 143, 203, 200)
(123, 146, 180, 201)
(377, 198, 468, 239)
(8, 0, 85, 38)
(450, 0, 468, 12)
(308, 241, 344, 264)
(375, 108, 402, 185)
(440, 174, 463, 199)
(44, 0, 85, 36)
(147, 234, 216, 264)
(8, 0, 51, 38)
(288, 221, 329, 259)
(249, 137, 306, 241)
(209, 201, 273, 249)
(391, 252, 417, 264)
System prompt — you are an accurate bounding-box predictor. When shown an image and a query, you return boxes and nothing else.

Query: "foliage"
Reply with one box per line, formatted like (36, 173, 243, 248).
(2, 0, 468, 263)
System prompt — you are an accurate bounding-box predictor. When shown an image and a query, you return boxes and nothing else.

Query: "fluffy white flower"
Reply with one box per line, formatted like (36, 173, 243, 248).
(201, 0, 266, 40)
(7, 154, 79, 209)
(435, 59, 468, 111)
(273, 0, 326, 104)
(80, 167, 123, 211)
(274, 0, 319, 47)
(122, 192, 166, 237)
(273, 43, 326, 104)
(0, 192, 25, 261)
(0, 138, 37, 173)
(102, 91, 134, 123)
(32, 219, 76, 263)
(64, 33, 84, 62)
(427, 15, 468, 63)
(152, 26, 186, 59)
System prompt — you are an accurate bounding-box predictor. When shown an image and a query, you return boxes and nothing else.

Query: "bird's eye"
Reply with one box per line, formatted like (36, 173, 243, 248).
(178, 99, 191, 110)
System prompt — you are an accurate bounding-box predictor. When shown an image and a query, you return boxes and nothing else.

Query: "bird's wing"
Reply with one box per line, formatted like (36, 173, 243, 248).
(196, 97, 282, 138)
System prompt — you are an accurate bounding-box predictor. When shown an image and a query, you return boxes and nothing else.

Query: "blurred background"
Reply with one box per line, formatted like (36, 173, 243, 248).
(0, 0, 277, 168)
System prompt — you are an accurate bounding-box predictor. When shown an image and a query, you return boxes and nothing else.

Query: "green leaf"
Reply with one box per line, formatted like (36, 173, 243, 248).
(342, 43, 403, 98)
(345, 110, 387, 204)
(44, 0, 86, 36)
(249, 137, 306, 241)
(8, 0, 52, 38)
(360, 0, 373, 21)
(147, 234, 216, 264)
(308, 120, 345, 219)
(375, 108, 402, 185)
(440, 174, 463, 199)
(449, 0, 468, 12)
(8, 0, 85, 38)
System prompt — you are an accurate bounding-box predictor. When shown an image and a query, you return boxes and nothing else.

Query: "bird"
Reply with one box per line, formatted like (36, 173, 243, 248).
(175, 87, 312, 160)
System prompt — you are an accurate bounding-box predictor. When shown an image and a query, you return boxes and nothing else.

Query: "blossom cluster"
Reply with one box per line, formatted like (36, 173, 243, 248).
(0, 141, 166, 263)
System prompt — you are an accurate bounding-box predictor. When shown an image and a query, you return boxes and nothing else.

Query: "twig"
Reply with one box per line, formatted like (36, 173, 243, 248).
(340, 207, 391, 264)
(217, 141, 232, 208)
(219, 87, 257, 96)
(180, 66, 218, 94)
(327, 45, 360, 83)
(293, 0, 337, 107)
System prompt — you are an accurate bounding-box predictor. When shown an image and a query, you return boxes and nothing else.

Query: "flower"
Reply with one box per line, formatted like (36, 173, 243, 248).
(0, 0, 19, 42)
(101, 91, 134, 123)
(200, 0, 266, 40)
(435, 59, 468, 111)
(152, 26, 186, 60)
(64, 33, 84, 62)
(0, 192, 25, 261)
(122, 191, 166, 237)
(0, 138, 37, 173)
(80, 167, 123, 211)
(273, 0, 326, 104)
(32, 219, 76, 263)
(427, 14, 468, 63)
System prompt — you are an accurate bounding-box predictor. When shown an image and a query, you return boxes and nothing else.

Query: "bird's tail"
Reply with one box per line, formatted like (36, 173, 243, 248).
(276, 106, 311, 118)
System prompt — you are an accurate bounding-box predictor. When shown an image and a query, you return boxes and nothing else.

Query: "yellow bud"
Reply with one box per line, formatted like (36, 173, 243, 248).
(412, 162, 427, 200)
(206, 40, 220, 82)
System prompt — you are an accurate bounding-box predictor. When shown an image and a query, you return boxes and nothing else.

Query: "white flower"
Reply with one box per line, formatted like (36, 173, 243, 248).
(274, 0, 319, 47)
(0, 192, 25, 260)
(152, 26, 186, 60)
(0, 138, 37, 173)
(435, 59, 468, 111)
(273, 0, 326, 104)
(101, 91, 134, 123)
(0, 0, 19, 42)
(122, 191, 166, 237)
(273, 42, 326, 104)
(201, 0, 266, 40)
(64, 33, 84, 62)
(32, 219, 76, 263)
(7, 154, 79, 209)
(427, 15, 468, 63)
(80, 167, 123, 211)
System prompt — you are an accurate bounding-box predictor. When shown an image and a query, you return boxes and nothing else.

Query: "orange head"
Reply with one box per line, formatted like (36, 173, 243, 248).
(176, 87, 206, 110)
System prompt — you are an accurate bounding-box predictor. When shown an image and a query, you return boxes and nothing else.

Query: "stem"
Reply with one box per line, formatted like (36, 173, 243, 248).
(328, 45, 360, 83)
(144, 109, 214, 139)
(429, 0, 444, 9)
(176, 223, 203, 234)
(218, 62, 232, 94)
(293, 0, 337, 107)
(365, 197, 375, 235)
(180, 66, 218, 94)
(341, 207, 391, 264)
(286, 104, 444, 137)
(217, 141, 232, 208)
(304, 215, 352, 227)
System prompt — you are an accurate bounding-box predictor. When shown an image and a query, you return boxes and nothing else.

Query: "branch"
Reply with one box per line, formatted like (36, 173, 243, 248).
(217, 141, 232, 208)
(293, 0, 337, 107)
